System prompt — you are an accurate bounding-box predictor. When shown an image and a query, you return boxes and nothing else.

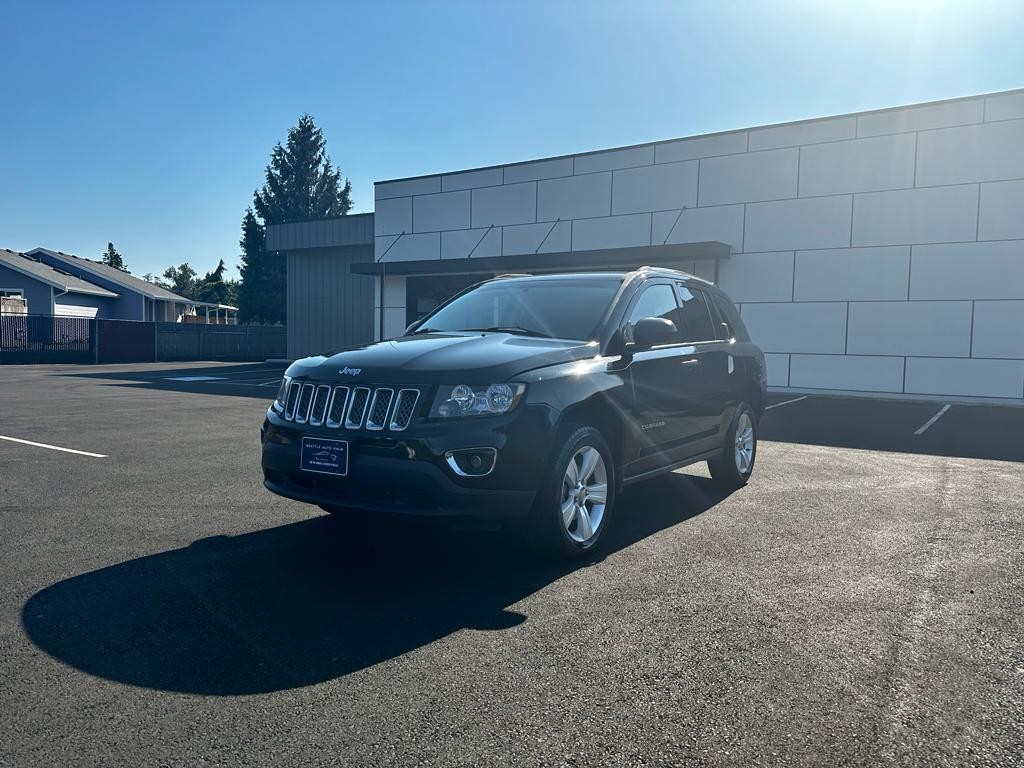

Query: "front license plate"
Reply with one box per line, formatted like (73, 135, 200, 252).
(300, 436, 349, 476)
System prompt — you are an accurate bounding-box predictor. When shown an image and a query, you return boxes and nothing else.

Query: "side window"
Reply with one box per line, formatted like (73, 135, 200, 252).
(704, 293, 731, 341)
(710, 292, 750, 342)
(626, 283, 680, 341)
(676, 285, 716, 342)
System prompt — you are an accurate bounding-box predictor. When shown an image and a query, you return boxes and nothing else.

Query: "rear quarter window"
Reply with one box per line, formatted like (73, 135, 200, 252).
(676, 285, 716, 342)
(709, 291, 750, 342)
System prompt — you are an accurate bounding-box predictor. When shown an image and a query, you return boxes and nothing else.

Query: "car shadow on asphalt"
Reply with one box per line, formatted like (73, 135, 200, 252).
(63, 363, 287, 399)
(22, 473, 734, 696)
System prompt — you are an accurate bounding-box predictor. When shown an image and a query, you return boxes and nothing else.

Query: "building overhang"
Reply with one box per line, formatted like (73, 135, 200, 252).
(266, 212, 375, 251)
(350, 241, 730, 277)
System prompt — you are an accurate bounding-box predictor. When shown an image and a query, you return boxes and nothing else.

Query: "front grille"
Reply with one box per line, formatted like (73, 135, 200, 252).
(326, 386, 349, 427)
(285, 381, 301, 419)
(274, 377, 290, 407)
(389, 389, 420, 431)
(294, 383, 315, 424)
(308, 385, 331, 426)
(279, 381, 422, 432)
(365, 389, 394, 430)
(345, 387, 371, 429)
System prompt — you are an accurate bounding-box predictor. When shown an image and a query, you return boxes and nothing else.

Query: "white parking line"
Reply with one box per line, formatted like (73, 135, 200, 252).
(0, 435, 107, 458)
(766, 396, 808, 411)
(914, 404, 951, 435)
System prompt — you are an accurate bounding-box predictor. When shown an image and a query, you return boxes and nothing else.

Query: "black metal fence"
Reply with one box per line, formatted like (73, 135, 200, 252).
(1, 314, 286, 364)
(0, 315, 95, 364)
(155, 323, 286, 361)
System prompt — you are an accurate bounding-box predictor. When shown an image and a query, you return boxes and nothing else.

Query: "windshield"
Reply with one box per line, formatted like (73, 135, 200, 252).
(416, 277, 622, 341)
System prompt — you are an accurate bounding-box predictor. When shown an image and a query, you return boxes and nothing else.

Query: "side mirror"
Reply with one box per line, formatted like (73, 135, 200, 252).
(405, 321, 420, 335)
(632, 317, 677, 349)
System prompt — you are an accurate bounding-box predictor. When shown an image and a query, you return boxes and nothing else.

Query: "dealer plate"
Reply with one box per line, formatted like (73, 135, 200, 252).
(300, 436, 349, 476)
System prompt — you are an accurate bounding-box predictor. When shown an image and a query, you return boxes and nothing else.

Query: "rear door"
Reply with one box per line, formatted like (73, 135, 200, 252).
(676, 284, 732, 446)
(622, 280, 703, 476)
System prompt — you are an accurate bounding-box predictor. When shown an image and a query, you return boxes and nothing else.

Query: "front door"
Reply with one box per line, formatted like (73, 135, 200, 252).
(621, 281, 704, 477)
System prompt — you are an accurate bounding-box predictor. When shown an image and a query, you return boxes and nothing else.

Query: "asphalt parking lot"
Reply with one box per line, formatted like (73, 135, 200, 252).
(1, 362, 1022, 767)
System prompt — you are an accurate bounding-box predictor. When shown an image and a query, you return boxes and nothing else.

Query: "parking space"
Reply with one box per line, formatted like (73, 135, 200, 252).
(1, 363, 1022, 767)
(761, 391, 1024, 463)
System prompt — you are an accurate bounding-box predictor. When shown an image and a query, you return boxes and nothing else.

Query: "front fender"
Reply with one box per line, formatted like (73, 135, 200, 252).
(519, 355, 631, 464)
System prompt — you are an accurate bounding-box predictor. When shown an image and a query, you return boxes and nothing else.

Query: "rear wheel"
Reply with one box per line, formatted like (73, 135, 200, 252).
(534, 426, 616, 561)
(708, 403, 757, 487)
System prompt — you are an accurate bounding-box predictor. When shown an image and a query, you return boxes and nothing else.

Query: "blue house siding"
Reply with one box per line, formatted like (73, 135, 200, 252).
(0, 263, 53, 315)
(28, 252, 182, 321)
(53, 290, 116, 317)
(112, 292, 145, 321)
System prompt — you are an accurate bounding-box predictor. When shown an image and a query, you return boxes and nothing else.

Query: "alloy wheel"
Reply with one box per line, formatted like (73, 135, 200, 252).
(734, 412, 755, 475)
(560, 446, 608, 544)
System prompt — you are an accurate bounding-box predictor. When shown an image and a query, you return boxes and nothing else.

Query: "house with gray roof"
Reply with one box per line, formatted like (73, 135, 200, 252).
(25, 247, 197, 321)
(0, 248, 119, 318)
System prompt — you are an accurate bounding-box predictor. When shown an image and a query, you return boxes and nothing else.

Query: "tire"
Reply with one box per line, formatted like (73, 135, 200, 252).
(708, 402, 757, 487)
(318, 505, 385, 534)
(533, 426, 616, 561)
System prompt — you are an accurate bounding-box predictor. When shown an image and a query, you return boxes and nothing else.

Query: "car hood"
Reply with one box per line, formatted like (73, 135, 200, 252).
(287, 332, 600, 385)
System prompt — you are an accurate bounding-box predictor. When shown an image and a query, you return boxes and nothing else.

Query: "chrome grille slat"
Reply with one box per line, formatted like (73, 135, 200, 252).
(294, 383, 316, 424)
(274, 376, 291, 410)
(284, 381, 302, 420)
(325, 386, 350, 428)
(345, 387, 371, 429)
(365, 388, 394, 431)
(308, 385, 331, 426)
(389, 389, 420, 431)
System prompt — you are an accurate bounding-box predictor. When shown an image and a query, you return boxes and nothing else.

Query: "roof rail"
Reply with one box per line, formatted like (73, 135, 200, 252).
(627, 264, 713, 284)
(494, 273, 533, 279)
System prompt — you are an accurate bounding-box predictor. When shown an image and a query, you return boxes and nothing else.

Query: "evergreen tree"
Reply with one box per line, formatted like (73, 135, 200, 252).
(196, 259, 231, 306)
(224, 278, 240, 309)
(238, 114, 352, 324)
(101, 242, 128, 272)
(237, 208, 280, 323)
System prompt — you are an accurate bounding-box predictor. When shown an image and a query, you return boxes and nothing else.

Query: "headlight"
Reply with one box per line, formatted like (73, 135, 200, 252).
(429, 383, 526, 418)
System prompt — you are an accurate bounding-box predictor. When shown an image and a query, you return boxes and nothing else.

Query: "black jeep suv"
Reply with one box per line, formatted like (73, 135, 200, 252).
(262, 267, 766, 559)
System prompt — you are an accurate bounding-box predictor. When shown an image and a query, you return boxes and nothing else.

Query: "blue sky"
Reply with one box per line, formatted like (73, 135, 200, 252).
(2, 0, 1021, 278)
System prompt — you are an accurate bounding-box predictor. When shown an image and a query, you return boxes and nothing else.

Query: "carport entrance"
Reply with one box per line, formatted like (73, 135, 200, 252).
(354, 241, 732, 340)
(405, 273, 492, 327)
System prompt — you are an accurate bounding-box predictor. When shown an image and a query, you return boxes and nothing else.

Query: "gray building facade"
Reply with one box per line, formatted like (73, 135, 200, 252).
(268, 88, 1024, 401)
(265, 213, 376, 358)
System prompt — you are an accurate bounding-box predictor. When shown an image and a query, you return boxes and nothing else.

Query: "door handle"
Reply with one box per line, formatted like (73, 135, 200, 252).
(680, 358, 700, 366)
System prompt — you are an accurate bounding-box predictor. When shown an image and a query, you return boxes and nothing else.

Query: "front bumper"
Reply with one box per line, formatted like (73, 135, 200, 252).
(261, 404, 552, 519)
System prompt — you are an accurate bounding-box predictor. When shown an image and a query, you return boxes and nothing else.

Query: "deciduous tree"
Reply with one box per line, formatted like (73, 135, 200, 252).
(162, 263, 198, 299)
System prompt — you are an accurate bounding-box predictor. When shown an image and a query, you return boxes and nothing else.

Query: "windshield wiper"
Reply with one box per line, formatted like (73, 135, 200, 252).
(461, 326, 552, 338)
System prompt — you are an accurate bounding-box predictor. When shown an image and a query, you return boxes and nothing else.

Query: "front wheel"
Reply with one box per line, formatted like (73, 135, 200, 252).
(533, 426, 616, 561)
(708, 403, 757, 487)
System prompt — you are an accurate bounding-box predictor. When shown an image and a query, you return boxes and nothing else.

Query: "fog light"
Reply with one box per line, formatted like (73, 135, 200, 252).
(445, 447, 497, 477)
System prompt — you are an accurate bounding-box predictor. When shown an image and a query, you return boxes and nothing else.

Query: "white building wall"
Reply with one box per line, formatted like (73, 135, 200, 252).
(374, 89, 1024, 400)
